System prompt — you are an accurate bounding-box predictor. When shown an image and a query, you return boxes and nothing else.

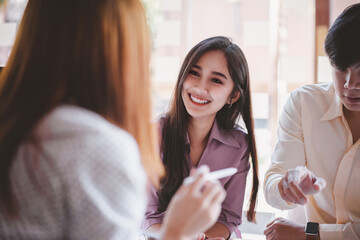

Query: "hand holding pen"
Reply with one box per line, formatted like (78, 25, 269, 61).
(142, 166, 237, 240)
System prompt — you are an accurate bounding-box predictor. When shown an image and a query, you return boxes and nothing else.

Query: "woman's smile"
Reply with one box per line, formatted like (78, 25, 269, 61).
(189, 93, 211, 105)
(181, 50, 235, 119)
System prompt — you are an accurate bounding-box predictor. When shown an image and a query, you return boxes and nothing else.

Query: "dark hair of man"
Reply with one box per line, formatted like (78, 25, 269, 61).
(324, 3, 360, 70)
(158, 36, 259, 222)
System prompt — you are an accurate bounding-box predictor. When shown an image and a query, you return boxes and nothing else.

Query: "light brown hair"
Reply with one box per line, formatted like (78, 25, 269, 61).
(0, 0, 163, 216)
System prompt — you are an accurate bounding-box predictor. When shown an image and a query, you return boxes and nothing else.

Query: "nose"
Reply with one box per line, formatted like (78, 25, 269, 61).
(344, 69, 360, 90)
(192, 77, 209, 94)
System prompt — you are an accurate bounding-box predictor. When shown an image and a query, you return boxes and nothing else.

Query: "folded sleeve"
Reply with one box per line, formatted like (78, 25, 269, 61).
(217, 150, 251, 234)
(263, 90, 306, 210)
(142, 184, 165, 230)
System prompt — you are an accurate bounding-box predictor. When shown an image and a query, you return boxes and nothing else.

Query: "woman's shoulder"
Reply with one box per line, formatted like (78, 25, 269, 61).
(231, 125, 249, 145)
(18, 106, 146, 239)
(38, 105, 134, 141)
(215, 122, 249, 150)
(35, 105, 140, 165)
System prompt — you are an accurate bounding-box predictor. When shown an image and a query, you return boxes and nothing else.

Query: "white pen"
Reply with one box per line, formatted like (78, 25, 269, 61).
(183, 167, 237, 185)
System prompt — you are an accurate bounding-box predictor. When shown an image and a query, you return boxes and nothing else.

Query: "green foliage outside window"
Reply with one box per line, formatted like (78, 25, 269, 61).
(141, 0, 161, 49)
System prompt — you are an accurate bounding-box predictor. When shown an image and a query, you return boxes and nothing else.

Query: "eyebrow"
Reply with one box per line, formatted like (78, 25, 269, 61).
(193, 65, 228, 80)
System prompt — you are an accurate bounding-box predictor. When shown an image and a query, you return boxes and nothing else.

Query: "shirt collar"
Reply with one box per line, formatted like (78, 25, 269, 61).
(320, 84, 344, 121)
(185, 119, 241, 148)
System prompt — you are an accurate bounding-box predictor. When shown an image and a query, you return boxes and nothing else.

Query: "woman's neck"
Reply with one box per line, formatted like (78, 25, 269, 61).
(187, 116, 215, 147)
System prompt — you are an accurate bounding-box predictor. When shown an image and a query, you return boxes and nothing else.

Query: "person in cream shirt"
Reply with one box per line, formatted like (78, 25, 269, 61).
(263, 3, 360, 240)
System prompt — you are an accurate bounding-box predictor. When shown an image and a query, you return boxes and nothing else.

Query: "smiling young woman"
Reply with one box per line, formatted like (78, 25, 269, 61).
(143, 36, 259, 239)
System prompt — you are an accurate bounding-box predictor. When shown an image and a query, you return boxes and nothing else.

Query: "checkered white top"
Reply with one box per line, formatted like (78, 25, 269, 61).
(0, 105, 147, 240)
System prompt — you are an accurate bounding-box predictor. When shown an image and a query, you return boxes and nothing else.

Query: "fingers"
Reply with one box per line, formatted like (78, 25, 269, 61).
(190, 168, 197, 176)
(264, 218, 277, 235)
(202, 181, 226, 206)
(279, 174, 307, 204)
(265, 230, 276, 240)
(264, 218, 306, 240)
(266, 218, 275, 228)
(264, 227, 274, 239)
(264, 217, 287, 240)
(264, 217, 282, 238)
(188, 165, 210, 194)
(298, 168, 326, 195)
(285, 170, 307, 203)
(286, 180, 307, 204)
(210, 188, 226, 205)
(279, 166, 328, 204)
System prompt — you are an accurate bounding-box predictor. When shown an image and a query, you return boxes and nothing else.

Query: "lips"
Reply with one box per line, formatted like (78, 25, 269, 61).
(344, 96, 360, 104)
(189, 94, 210, 105)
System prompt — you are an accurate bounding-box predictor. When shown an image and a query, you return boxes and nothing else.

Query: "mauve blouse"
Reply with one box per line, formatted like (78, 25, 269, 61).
(142, 120, 250, 234)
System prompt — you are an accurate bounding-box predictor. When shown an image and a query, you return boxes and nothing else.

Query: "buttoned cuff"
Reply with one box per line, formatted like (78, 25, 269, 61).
(320, 223, 360, 240)
(217, 211, 240, 236)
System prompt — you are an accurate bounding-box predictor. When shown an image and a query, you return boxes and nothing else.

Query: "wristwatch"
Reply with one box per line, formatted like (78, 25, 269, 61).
(305, 222, 320, 240)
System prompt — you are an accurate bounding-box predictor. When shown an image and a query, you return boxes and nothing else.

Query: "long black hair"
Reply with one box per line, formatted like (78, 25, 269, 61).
(159, 36, 259, 222)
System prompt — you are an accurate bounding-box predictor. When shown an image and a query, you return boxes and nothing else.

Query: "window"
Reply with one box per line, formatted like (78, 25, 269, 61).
(142, 0, 360, 222)
(144, 0, 317, 218)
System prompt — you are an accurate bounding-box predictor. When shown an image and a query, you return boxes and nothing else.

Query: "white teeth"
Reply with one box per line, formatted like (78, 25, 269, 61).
(190, 95, 209, 104)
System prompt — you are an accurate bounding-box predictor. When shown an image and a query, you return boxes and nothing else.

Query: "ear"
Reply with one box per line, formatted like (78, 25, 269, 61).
(228, 90, 241, 104)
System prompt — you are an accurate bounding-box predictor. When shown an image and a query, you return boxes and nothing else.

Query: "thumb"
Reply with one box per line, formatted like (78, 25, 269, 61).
(299, 174, 320, 195)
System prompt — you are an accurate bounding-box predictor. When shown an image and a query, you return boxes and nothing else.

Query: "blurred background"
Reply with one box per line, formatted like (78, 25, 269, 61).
(0, 0, 359, 218)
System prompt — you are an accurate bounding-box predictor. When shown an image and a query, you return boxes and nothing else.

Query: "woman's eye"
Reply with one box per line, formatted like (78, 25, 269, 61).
(189, 70, 199, 76)
(212, 78, 222, 84)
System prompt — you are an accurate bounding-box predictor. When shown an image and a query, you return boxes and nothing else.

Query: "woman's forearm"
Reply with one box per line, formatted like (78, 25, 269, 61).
(205, 222, 230, 239)
(147, 223, 162, 231)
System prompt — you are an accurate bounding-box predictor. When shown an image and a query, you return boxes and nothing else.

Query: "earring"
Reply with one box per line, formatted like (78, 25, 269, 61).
(227, 98, 233, 108)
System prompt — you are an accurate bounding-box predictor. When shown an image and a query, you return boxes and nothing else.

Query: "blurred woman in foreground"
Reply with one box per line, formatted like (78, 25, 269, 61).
(0, 0, 225, 239)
